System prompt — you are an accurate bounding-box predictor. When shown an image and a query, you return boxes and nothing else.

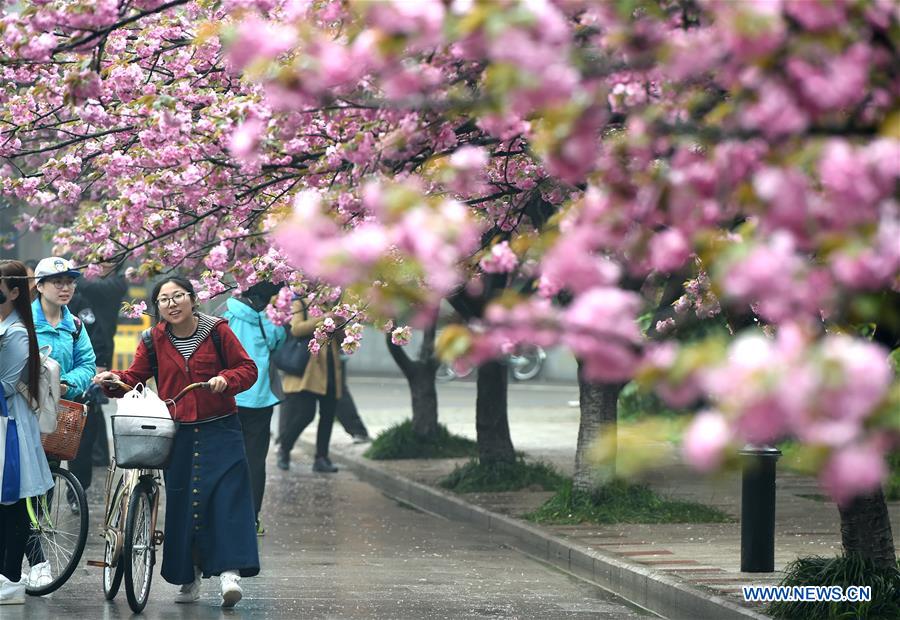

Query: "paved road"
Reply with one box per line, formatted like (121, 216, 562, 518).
(9, 460, 652, 619)
(334, 376, 583, 474)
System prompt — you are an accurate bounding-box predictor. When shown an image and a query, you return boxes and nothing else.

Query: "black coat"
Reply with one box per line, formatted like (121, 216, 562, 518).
(68, 273, 128, 368)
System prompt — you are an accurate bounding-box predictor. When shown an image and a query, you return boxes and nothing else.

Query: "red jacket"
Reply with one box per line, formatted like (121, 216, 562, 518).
(106, 319, 258, 423)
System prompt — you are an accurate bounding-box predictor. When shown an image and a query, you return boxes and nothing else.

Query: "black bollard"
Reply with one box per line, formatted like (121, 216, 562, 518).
(740, 445, 781, 573)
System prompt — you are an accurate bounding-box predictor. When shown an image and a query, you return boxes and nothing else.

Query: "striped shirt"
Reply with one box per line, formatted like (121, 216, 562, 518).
(167, 313, 219, 360)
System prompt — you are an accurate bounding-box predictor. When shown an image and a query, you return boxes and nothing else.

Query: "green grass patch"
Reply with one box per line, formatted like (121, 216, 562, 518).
(526, 479, 734, 525)
(769, 555, 900, 619)
(364, 420, 478, 460)
(438, 458, 567, 493)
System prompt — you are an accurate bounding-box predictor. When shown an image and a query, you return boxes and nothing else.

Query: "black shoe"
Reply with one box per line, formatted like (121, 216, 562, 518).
(276, 453, 289, 471)
(351, 434, 371, 444)
(312, 456, 338, 473)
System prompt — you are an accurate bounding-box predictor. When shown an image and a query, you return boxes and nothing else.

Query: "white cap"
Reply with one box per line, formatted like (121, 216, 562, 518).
(33, 257, 82, 282)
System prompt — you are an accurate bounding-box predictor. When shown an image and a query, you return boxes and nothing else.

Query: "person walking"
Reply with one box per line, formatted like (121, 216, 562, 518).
(335, 357, 370, 443)
(276, 298, 342, 473)
(31, 257, 97, 404)
(66, 262, 128, 476)
(94, 277, 259, 608)
(0, 260, 54, 605)
(24, 257, 96, 590)
(222, 282, 286, 536)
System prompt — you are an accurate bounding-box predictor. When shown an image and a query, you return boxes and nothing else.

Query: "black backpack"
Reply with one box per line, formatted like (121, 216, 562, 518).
(140, 326, 226, 382)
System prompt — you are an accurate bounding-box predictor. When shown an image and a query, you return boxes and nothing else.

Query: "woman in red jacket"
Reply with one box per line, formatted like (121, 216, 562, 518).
(94, 277, 258, 608)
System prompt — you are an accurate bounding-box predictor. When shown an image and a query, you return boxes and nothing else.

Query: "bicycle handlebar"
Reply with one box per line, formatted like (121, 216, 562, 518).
(102, 380, 211, 403)
(172, 382, 212, 403)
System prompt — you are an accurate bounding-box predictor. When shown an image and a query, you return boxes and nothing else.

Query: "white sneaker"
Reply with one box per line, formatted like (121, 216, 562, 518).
(219, 570, 242, 608)
(0, 575, 26, 605)
(174, 567, 201, 604)
(26, 562, 52, 589)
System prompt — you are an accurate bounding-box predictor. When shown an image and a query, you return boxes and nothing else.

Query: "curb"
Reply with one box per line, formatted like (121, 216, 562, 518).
(328, 446, 770, 620)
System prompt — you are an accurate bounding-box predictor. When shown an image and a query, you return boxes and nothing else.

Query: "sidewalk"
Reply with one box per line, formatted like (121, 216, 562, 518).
(309, 376, 900, 620)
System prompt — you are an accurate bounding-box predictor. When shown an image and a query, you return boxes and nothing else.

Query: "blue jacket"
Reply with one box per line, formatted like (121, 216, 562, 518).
(32, 298, 96, 397)
(223, 297, 285, 408)
(1, 310, 54, 500)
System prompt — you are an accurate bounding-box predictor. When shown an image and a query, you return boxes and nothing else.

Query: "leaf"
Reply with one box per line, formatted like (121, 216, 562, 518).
(194, 22, 220, 46)
(435, 324, 472, 362)
(880, 110, 900, 139)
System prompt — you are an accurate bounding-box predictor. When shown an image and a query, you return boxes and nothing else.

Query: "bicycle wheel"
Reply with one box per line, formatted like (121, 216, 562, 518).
(124, 481, 154, 613)
(24, 466, 88, 596)
(102, 478, 126, 600)
(435, 362, 456, 382)
(511, 346, 545, 381)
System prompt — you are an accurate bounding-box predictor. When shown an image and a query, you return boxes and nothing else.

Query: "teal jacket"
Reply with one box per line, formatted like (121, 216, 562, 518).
(32, 298, 97, 397)
(223, 297, 286, 408)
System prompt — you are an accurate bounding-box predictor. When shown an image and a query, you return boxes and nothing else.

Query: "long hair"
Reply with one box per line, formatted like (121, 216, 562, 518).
(149, 276, 198, 324)
(0, 260, 40, 403)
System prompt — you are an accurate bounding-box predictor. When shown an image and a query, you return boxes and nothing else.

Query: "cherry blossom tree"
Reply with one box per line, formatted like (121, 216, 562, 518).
(1, 0, 898, 565)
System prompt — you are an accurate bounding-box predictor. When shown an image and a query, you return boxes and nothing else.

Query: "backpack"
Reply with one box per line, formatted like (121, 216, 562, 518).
(17, 345, 62, 434)
(16, 316, 84, 434)
(141, 325, 227, 383)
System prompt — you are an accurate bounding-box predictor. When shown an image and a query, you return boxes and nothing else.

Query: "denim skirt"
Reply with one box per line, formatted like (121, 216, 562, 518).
(162, 414, 259, 584)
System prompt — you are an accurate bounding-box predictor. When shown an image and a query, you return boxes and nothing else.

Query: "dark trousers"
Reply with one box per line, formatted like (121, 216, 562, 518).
(237, 406, 274, 518)
(335, 389, 368, 438)
(0, 499, 29, 582)
(69, 399, 103, 490)
(277, 391, 336, 459)
(91, 417, 110, 465)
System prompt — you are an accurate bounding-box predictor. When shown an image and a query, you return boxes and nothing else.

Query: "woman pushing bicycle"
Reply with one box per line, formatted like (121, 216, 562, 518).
(94, 276, 258, 608)
(0, 260, 54, 606)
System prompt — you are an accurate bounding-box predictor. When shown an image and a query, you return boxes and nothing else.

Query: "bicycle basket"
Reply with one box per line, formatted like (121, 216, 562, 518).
(41, 399, 87, 461)
(111, 415, 178, 469)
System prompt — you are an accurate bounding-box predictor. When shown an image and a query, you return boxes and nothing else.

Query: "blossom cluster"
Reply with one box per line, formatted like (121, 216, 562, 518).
(0, 0, 897, 504)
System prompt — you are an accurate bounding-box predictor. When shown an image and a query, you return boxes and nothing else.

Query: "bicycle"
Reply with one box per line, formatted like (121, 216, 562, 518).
(90, 380, 209, 613)
(436, 344, 547, 383)
(22, 461, 89, 596)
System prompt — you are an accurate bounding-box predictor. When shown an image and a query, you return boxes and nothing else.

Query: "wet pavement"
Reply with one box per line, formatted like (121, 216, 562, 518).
(326, 378, 900, 617)
(7, 459, 653, 619)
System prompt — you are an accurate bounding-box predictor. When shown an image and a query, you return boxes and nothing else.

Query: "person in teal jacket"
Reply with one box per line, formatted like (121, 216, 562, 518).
(31, 258, 96, 398)
(25, 257, 97, 590)
(222, 283, 285, 535)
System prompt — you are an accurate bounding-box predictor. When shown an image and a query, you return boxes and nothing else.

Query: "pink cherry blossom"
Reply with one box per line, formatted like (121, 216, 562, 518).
(479, 241, 518, 274)
(682, 411, 731, 472)
(0, 0, 895, 502)
(820, 442, 887, 506)
(391, 326, 412, 346)
(649, 229, 691, 273)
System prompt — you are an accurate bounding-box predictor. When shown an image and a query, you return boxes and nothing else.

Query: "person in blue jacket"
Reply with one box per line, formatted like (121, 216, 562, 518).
(223, 282, 285, 536)
(0, 260, 54, 605)
(31, 257, 96, 400)
(24, 257, 97, 590)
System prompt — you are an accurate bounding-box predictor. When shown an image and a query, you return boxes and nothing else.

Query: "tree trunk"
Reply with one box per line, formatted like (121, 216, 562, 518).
(475, 359, 516, 465)
(386, 325, 440, 440)
(409, 364, 439, 438)
(573, 359, 624, 494)
(838, 487, 897, 569)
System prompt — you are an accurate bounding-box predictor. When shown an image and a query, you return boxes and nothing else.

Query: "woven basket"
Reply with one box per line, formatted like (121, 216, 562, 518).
(41, 399, 87, 461)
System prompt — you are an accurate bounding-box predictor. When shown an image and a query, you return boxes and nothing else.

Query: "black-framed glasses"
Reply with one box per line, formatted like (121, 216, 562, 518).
(156, 292, 190, 307)
(46, 279, 77, 290)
